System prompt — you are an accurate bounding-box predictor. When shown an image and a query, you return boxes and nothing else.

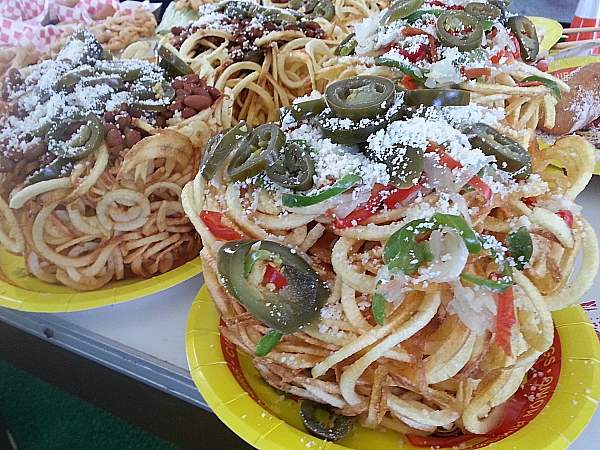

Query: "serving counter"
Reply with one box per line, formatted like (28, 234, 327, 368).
(1, 175, 599, 450)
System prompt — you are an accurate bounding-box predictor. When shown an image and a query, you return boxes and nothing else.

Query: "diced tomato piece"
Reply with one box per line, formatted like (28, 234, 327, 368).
(263, 264, 288, 290)
(556, 210, 574, 228)
(495, 287, 516, 357)
(383, 184, 420, 209)
(535, 58, 549, 72)
(517, 81, 545, 87)
(462, 67, 492, 80)
(199, 210, 244, 240)
(467, 174, 493, 202)
(401, 75, 419, 90)
(333, 184, 419, 229)
(510, 35, 521, 59)
(522, 196, 538, 208)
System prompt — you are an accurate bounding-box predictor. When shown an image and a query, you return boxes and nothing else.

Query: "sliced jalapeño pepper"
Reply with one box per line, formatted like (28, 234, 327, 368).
(278, 97, 327, 121)
(325, 75, 395, 121)
(217, 239, 330, 335)
(310, 0, 335, 21)
(200, 121, 253, 181)
(289, 0, 319, 13)
(436, 10, 484, 52)
(506, 16, 539, 62)
(463, 123, 531, 179)
(26, 157, 74, 184)
(227, 123, 284, 181)
(47, 113, 103, 160)
(156, 44, 194, 77)
(318, 110, 390, 145)
(403, 88, 470, 107)
(361, 144, 423, 189)
(132, 81, 176, 111)
(464, 2, 501, 21)
(266, 140, 315, 191)
(380, 0, 424, 26)
(59, 30, 103, 65)
(300, 400, 352, 441)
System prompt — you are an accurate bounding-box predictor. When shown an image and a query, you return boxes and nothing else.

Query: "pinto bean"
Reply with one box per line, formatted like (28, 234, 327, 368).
(183, 94, 212, 111)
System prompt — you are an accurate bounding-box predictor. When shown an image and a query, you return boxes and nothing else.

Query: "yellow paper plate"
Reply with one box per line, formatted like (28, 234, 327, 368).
(529, 17, 563, 52)
(549, 56, 600, 73)
(0, 246, 202, 312)
(187, 285, 600, 450)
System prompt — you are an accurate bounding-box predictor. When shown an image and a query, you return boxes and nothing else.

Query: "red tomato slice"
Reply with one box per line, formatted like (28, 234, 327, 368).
(263, 264, 288, 290)
(556, 209, 574, 228)
(199, 210, 244, 240)
(333, 184, 419, 229)
(495, 287, 516, 357)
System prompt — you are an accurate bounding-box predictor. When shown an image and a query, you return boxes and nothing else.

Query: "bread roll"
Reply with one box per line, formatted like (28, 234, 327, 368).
(539, 62, 600, 135)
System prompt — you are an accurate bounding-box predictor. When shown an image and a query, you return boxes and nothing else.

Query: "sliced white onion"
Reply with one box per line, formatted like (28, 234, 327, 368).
(423, 227, 469, 283)
(423, 153, 481, 195)
(448, 280, 497, 335)
(374, 265, 408, 304)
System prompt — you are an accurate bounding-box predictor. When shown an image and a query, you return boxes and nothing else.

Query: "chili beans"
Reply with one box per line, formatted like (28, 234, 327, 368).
(159, 73, 221, 122)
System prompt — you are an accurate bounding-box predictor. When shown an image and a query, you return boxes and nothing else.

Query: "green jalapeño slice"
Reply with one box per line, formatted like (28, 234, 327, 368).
(325, 75, 395, 121)
(217, 239, 330, 335)
(436, 10, 484, 52)
(463, 123, 531, 179)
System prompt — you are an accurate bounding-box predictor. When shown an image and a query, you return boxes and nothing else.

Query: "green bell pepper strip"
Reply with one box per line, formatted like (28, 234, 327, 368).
(464, 2, 501, 21)
(266, 140, 315, 191)
(459, 272, 513, 293)
(375, 57, 428, 83)
(380, 0, 424, 26)
(506, 16, 539, 62)
(300, 400, 353, 441)
(217, 239, 330, 335)
(335, 32, 357, 56)
(463, 122, 531, 180)
(403, 88, 470, 107)
(282, 172, 361, 207)
(227, 123, 285, 182)
(47, 113, 103, 160)
(436, 10, 484, 52)
(255, 330, 284, 357)
(243, 248, 273, 277)
(278, 97, 327, 121)
(519, 76, 561, 99)
(372, 293, 388, 326)
(325, 75, 395, 121)
(383, 213, 482, 275)
(505, 226, 533, 271)
(200, 121, 253, 181)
